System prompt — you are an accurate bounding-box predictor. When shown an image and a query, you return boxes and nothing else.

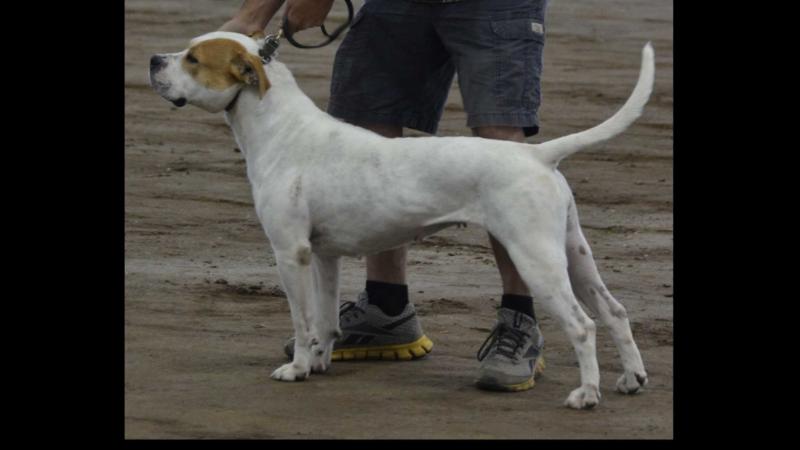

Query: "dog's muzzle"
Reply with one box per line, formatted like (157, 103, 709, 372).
(149, 54, 186, 107)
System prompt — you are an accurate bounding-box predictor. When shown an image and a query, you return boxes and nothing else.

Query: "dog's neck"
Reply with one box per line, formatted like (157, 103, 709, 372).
(223, 60, 327, 161)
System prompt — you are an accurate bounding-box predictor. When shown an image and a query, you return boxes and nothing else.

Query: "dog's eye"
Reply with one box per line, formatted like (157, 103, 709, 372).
(186, 53, 198, 64)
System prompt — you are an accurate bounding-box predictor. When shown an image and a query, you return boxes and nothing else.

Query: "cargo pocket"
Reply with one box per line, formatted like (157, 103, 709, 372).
(490, 18, 545, 40)
(490, 18, 545, 110)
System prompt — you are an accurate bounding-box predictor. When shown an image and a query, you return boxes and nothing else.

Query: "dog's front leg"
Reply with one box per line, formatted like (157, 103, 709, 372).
(309, 254, 341, 373)
(270, 242, 316, 382)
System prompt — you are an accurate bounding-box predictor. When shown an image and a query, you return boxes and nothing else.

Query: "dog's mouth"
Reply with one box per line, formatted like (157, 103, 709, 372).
(149, 79, 185, 107)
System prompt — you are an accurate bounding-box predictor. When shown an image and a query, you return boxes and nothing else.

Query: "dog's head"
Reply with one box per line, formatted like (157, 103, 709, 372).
(149, 32, 270, 112)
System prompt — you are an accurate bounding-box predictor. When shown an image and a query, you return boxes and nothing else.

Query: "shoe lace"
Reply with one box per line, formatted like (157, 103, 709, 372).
(476, 323, 530, 361)
(338, 300, 365, 324)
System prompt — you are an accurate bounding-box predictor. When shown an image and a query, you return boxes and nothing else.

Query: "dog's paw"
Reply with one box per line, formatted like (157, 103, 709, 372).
(270, 362, 310, 381)
(616, 370, 648, 394)
(565, 384, 601, 410)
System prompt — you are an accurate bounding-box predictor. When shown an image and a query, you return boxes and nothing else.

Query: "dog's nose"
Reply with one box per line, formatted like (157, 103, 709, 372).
(150, 55, 165, 71)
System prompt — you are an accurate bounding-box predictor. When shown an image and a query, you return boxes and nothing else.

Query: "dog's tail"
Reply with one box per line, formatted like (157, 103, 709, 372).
(530, 42, 655, 167)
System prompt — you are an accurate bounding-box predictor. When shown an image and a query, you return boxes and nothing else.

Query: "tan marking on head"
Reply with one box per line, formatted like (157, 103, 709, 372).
(182, 38, 270, 98)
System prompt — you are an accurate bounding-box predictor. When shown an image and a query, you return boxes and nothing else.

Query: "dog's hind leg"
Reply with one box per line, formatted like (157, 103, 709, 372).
(270, 240, 317, 382)
(308, 254, 341, 373)
(490, 218, 602, 409)
(564, 197, 648, 394)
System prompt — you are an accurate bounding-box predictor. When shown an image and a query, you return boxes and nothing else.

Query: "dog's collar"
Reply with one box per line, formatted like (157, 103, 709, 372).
(224, 89, 243, 113)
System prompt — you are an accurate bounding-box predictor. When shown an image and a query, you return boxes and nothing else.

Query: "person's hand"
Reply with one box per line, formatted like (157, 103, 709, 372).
(283, 0, 335, 33)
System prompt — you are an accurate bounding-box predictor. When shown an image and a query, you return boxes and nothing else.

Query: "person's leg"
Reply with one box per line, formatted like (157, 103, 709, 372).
(346, 124, 404, 293)
(434, 0, 549, 390)
(326, 1, 455, 319)
(366, 247, 406, 285)
(473, 126, 534, 318)
(353, 123, 411, 317)
(282, 122, 431, 360)
(436, 0, 549, 316)
(285, 1, 453, 360)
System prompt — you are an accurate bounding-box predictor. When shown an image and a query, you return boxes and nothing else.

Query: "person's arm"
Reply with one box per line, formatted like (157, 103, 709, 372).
(219, 0, 285, 35)
(219, 0, 335, 35)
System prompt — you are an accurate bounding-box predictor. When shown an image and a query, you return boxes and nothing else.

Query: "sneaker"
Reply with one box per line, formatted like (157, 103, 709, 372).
(475, 307, 546, 392)
(283, 291, 433, 361)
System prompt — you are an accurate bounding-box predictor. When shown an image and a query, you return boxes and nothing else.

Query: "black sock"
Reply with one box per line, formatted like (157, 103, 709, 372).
(365, 280, 409, 316)
(501, 294, 536, 320)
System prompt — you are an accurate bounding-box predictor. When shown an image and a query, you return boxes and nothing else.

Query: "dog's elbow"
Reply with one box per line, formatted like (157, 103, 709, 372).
(295, 245, 312, 266)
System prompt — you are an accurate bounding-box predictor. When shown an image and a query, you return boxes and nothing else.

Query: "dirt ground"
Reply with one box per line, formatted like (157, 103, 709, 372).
(124, 0, 673, 439)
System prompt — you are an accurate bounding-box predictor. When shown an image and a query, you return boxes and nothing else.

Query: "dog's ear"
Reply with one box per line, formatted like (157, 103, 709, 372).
(231, 51, 270, 98)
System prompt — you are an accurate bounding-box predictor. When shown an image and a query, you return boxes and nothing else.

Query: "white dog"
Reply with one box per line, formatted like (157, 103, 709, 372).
(149, 31, 653, 409)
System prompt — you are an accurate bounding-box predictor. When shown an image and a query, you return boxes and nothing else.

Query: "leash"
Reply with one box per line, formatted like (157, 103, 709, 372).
(258, 0, 354, 62)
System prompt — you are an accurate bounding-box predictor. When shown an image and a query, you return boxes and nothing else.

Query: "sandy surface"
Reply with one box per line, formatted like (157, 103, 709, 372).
(125, 0, 673, 439)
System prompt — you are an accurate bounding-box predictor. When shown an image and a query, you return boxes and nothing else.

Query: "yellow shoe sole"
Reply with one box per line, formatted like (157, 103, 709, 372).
(331, 335, 434, 361)
(475, 355, 546, 392)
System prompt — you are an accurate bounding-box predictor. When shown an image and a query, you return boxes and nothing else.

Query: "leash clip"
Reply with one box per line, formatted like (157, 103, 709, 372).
(258, 29, 283, 63)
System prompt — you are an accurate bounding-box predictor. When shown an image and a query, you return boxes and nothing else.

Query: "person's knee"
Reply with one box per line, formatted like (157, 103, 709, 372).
(473, 126, 525, 142)
(349, 121, 403, 138)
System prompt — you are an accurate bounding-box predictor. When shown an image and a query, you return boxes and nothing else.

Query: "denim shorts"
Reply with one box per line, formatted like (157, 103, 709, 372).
(328, 0, 548, 136)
